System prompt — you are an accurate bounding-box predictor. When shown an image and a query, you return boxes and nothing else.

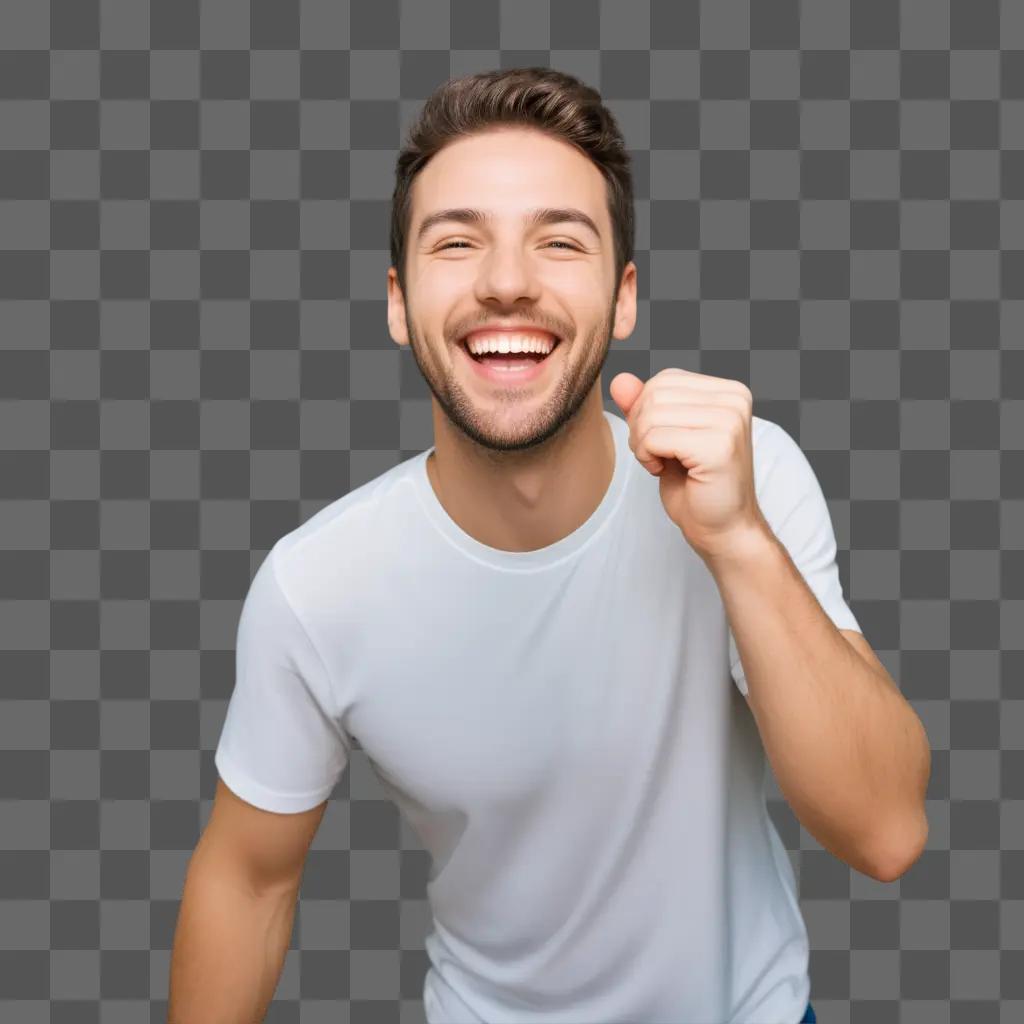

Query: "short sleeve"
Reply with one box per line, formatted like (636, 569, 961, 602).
(214, 545, 351, 813)
(729, 421, 862, 697)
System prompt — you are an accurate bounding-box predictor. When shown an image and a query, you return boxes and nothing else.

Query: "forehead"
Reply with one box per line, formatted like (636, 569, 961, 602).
(409, 127, 609, 232)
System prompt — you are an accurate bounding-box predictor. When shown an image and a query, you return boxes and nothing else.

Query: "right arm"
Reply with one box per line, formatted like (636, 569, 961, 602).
(172, 546, 349, 1020)
(167, 780, 329, 1024)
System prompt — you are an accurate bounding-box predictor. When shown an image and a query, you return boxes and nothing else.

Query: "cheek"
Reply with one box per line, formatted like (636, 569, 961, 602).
(567, 292, 613, 329)
(559, 268, 615, 301)
(414, 274, 468, 319)
(404, 275, 458, 320)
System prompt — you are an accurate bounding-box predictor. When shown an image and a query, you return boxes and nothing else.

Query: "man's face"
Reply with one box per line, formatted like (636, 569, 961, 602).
(387, 126, 636, 455)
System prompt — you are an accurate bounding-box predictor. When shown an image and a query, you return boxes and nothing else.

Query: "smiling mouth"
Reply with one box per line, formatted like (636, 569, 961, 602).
(459, 336, 562, 363)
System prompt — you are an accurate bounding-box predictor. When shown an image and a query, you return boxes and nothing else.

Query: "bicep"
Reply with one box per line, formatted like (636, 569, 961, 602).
(195, 778, 329, 898)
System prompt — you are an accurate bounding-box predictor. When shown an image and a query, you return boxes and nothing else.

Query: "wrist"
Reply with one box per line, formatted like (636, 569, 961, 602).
(697, 519, 777, 575)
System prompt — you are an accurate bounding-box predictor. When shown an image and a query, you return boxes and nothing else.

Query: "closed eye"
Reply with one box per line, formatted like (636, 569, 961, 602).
(437, 240, 582, 251)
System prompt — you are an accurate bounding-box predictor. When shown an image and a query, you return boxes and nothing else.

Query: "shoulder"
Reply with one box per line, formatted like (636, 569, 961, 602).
(750, 415, 800, 479)
(269, 453, 424, 618)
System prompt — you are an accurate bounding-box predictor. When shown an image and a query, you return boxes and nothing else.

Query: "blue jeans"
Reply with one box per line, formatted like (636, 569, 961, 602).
(800, 1002, 816, 1023)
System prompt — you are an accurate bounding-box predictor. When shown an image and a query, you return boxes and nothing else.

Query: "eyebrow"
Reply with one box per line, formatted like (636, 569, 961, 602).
(415, 206, 602, 244)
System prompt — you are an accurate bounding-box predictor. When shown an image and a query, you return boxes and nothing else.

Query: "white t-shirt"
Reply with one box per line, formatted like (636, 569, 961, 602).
(214, 408, 861, 1023)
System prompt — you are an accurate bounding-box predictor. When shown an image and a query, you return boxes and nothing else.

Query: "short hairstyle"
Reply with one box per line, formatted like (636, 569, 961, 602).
(389, 66, 635, 295)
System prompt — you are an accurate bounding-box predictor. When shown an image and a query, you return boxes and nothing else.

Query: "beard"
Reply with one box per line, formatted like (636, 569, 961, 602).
(403, 289, 619, 458)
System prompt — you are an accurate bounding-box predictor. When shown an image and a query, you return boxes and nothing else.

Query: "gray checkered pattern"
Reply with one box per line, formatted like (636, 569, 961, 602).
(1, 0, 1022, 1021)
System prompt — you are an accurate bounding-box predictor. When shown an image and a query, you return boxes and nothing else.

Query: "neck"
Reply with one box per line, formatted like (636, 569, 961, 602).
(426, 389, 616, 553)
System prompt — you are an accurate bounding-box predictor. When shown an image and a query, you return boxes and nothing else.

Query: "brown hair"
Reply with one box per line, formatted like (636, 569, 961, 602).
(389, 66, 635, 296)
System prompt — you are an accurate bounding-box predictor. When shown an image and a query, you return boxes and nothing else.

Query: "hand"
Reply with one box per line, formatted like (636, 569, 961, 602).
(609, 368, 769, 562)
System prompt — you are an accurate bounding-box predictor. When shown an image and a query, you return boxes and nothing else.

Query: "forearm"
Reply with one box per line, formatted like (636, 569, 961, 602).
(705, 524, 930, 880)
(168, 856, 298, 1024)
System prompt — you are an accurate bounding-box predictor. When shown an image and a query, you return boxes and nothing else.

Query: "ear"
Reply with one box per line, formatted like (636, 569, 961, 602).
(386, 267, 410, 347)
(612, 261, 638, 341)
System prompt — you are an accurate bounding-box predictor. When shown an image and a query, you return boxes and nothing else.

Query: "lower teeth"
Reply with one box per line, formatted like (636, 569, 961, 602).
(473, 350, 552, 368)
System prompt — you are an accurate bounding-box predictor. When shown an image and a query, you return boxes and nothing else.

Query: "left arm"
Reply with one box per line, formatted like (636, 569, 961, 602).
(608, 368, 932, 883)
(705, 524, 932, 883)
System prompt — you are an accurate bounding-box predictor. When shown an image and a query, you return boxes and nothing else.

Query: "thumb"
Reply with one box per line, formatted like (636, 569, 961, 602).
(608, 371, 645, 417)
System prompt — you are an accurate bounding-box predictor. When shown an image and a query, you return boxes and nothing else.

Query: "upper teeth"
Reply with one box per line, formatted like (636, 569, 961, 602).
(466, 334, 556, 356)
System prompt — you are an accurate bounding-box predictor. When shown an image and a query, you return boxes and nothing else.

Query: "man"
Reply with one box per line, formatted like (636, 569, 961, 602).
(170, 68, 930, 1024)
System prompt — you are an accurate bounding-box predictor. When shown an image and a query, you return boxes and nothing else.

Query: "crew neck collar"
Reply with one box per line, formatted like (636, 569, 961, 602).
(411, 409, 635, 572)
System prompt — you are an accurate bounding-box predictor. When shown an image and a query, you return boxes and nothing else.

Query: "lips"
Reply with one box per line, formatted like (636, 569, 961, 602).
(460, 325, 560, 342)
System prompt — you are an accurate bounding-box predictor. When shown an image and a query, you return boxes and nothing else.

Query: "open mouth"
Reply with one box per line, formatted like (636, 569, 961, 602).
(459, 335, 562, 365)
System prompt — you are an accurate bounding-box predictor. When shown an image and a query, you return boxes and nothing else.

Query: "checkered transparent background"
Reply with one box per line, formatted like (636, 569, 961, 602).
(2, 0, 1024, 1021)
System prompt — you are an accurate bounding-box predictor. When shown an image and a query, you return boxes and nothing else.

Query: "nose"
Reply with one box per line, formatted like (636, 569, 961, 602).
(472, 241, 544, 307)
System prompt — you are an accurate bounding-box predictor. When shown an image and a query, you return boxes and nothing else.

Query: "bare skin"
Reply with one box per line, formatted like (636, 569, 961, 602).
(167, 781, 328, 1023)
(386, 126, 638, 553)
